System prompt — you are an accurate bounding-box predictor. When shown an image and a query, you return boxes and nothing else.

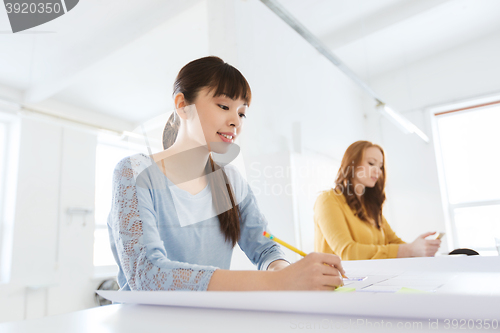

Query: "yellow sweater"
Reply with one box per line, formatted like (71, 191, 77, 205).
(314, 189, 405, 260)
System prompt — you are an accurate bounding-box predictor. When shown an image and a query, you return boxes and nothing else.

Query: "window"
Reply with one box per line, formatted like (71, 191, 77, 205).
(433, 101, 500, 254)
(0, 113, 18, 283)
(93, 136, 144, 271)
(0, 122, 6, 279)
(0, 122, 5, 221)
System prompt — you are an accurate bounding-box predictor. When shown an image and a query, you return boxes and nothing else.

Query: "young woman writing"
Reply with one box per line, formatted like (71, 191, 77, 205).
(108, 56, 345, 291)
(314, 141, 441, 260)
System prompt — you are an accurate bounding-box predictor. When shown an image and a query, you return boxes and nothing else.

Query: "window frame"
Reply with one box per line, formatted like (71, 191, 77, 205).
(0, 122, 7, 282)
(0, 111, 20, 284)
(429, 94, 500, 254)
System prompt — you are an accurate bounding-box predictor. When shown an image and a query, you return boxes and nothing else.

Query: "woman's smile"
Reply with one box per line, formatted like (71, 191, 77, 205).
(217, 131, 235, 143)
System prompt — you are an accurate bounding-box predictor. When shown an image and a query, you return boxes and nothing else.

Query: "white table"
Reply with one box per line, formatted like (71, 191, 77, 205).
(1, 256, 499, 333)
(5, 302, 500, 333)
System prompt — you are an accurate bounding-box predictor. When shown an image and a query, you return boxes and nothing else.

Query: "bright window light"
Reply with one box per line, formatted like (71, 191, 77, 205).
(436, 104, 500, 253)
(0, 122, 5, 211)
(0, 122, 5, 276)
(437, 106, 500, 204)
(93, 139, 141, 267)
(454, 205, 500, 251)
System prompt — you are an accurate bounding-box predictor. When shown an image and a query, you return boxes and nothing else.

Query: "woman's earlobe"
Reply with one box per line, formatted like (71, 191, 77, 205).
(175, 106, 187, 120)
(183, 105, 195, 118)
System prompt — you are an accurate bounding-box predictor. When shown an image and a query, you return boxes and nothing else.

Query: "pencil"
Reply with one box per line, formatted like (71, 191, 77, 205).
(263, 231, 347, 279)
(263, 231, 307, 256)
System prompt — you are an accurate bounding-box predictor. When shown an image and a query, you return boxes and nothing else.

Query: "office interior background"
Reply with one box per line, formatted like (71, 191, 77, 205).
(0, 0, 499, 323)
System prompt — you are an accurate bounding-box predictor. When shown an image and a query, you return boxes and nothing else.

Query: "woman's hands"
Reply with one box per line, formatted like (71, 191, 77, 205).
(410, 232, 442, 257)
(271, 252, 345, 291)
(398, 232, 441, 257)
(207, 253, 345, 291)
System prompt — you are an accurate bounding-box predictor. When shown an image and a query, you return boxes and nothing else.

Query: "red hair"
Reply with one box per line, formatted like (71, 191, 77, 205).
(334, 141, 386, 229)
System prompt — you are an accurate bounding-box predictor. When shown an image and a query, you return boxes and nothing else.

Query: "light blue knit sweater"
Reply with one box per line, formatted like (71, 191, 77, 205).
(108, 153, 287, 291)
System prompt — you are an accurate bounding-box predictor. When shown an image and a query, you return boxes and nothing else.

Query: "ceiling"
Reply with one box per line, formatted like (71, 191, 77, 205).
(281, 0, 500, 80)
(0, 0, 499, 127)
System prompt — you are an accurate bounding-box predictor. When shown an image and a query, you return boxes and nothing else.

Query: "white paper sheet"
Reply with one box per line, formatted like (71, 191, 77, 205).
(96, 289, 500, 320)
(350, 274, 453, 293)
(97, 257, 500, 320)
(339, 257, 500, 295)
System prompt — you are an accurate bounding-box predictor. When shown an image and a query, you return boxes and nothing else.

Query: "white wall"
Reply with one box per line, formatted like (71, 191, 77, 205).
(365, 29, 500, 251)
(0, 116, 99, 322)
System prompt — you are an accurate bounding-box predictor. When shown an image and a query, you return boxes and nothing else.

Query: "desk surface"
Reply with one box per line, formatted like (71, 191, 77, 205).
(3, 303, 495, 333)
(1, 256, 499, 333)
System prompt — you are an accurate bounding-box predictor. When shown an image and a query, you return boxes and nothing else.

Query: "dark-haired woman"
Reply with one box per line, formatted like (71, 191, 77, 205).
(108, 56, 345, 291)
(314, 141, 441, 260)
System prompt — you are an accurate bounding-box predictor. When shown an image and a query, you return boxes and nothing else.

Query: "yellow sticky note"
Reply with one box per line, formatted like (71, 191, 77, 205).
(396, 287, 428, 294)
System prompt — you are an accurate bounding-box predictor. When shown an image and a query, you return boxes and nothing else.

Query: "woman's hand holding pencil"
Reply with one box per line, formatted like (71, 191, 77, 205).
(263, 231, 346, 290)
(271, 252, 345, 290)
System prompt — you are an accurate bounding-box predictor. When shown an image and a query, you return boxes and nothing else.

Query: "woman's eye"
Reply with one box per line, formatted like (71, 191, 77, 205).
(239, 113, 247, 118)
(218, 104, 229, 110)
(368, 162, 374, 166)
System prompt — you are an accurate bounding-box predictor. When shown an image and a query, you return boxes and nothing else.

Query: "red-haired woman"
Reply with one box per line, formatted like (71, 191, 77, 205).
(314, 141, 441, 260)
(108, 56, 345, 291)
